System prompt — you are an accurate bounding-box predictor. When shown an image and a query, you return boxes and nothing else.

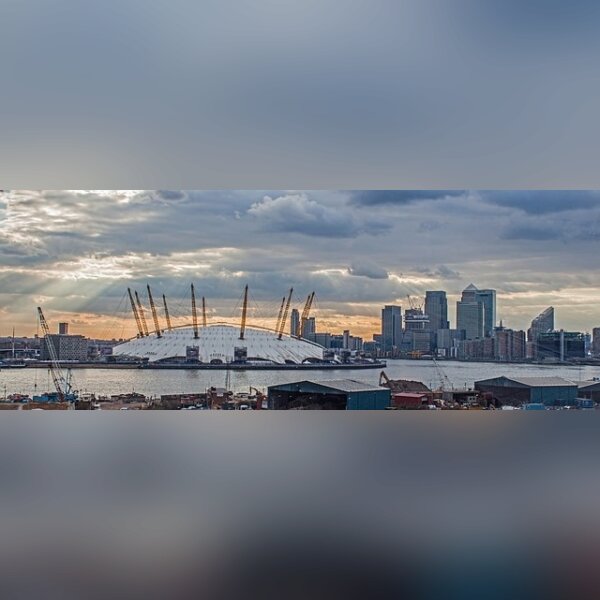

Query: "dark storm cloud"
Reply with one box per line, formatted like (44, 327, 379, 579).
(482, 191, 600, 214)
(247, 194, 391, 238)
(155, 190, 187, 201)
(415, 265, 461, 280)
(347, 261, 389, 280)
(348, 190, 465, 206)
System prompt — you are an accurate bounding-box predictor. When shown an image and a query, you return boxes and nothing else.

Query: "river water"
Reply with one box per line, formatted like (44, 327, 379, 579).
(1, 360, 598, 398)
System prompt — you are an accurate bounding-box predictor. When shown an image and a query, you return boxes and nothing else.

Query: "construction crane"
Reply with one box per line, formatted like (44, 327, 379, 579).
(278, 287, 293, 340)
(37, 307, 77, 402)
(162, 294, 173, 331)
(274, 295, 286, 334)
(202, 296, 207, 327)
(191, 283, 199, 339)
(134, 291, 149, 336)
(300, 291, 315, 338)
(406, 294, 423, 311)
(432, 357, 452, 392)
(128, 288, 144, 337)
(239, 285, 249, 340)
(146, 285, 162, 338)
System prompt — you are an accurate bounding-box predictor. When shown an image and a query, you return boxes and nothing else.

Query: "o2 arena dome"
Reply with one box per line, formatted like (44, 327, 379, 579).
(112, 285, 324, 365)
(113, 323, 324, 365)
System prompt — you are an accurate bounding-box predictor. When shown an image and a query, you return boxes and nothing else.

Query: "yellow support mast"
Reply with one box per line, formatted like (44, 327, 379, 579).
(278, 287, 293, 340)
(275, 295, 285, 334)
(146, 285, 162, 338)
(128, 288, 144, 338)
(162, 294, 173, 331)
(191, 283, 199, 339)
(239, 285, 249, 340)
(134, 290, 149, 336)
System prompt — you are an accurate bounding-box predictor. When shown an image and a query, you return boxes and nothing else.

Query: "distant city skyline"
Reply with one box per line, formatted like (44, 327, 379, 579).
(2, 190, 600, 339)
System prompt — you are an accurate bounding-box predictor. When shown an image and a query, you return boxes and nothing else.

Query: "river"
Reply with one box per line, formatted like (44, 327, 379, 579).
(0, 360, 598, 398)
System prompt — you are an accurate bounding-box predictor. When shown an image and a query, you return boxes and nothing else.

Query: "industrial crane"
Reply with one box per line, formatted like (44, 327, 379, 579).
(37, 307, 77, 403)
(432, 357, 452, 392)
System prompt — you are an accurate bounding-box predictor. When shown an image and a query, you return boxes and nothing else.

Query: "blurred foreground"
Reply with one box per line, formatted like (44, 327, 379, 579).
(0, 414, 598, 599)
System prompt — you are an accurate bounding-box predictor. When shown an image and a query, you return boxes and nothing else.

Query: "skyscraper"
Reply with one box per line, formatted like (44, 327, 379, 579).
(381, 305, 402, 353)
(290, 308, 300, 337)
(456, 300, 484, 340)
(528, 307, 554, 342)
(456, 284, 496, 339)
(425, 291, 449, 331)
(476, 289, 497, 338)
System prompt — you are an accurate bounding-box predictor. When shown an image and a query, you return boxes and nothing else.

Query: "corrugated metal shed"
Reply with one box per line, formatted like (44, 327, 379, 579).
(474, 376, 578, 406)
(309, 379, 386, 393)
(267, 379, 391, 410)
(501, 376, 576, 387)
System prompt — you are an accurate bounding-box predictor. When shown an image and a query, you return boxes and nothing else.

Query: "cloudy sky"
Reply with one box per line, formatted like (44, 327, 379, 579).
(1, 190, 600, 340)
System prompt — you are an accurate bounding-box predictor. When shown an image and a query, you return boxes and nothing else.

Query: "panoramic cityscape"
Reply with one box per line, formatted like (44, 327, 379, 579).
(2, 190, 600, 410)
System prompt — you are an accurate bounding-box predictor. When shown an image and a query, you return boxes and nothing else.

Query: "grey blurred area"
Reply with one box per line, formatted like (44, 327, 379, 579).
(2, 1, 600, 188)
(1, 415, 600, 599)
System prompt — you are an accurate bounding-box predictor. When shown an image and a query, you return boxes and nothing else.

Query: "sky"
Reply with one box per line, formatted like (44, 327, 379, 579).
(1, 190, 600, 340)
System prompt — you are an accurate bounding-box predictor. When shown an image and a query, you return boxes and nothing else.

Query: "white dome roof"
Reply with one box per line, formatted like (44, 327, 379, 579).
(113, 324, 324, 364)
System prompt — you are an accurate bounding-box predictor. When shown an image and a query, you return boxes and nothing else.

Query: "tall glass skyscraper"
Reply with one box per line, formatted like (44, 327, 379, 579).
(476, 288, 497, 338)
(381, 305, 402, 353)
(425, 291, 449, 331)
(456, 284, 496, 339)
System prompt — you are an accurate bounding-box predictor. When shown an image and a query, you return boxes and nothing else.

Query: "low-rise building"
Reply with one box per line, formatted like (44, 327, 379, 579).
(268, 379, 391, 410)
(474, 376, 578, 407)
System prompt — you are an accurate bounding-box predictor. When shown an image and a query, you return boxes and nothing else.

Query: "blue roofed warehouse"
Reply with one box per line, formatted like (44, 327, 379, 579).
(267, 379, 391, 410)
(474, 376, 578, 407)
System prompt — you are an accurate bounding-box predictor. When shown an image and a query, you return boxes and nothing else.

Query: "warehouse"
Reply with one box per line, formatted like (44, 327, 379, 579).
(267, 379, 391, 410)
(577, 380, 600, 403)
(474, 376, 577, 407)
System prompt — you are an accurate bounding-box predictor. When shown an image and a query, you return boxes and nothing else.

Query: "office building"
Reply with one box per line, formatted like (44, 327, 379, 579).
(436, 329, 465, 358)
(537, 331, 585, 362)
(404, 308, 429, 331)
(494, 326, 526, 362)
(412, 330, 433, 353)
(476, 289, 497, 338)
(456, 300, 483, 340)
(290, 309, 300, 337)
(456, 284, 496, 338)
(41, 334, 88, 362)
(58, 322, 69, 335)
(381, 305, 402, 354)
(593, 327, 600, 357)
(302, 316, 316, 337)
(527, 307, 554, 343)
(425, 291, 449, 331)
